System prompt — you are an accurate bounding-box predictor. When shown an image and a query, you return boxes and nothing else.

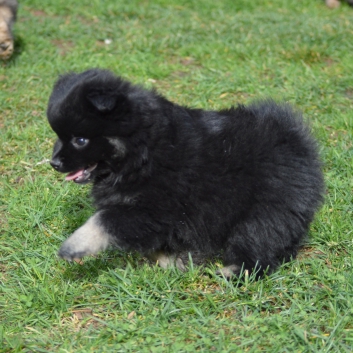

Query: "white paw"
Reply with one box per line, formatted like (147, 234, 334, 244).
(58, 213, 111, 261)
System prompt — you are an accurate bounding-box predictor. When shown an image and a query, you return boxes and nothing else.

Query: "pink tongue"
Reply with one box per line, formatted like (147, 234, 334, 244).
(65, 169, 84, 181)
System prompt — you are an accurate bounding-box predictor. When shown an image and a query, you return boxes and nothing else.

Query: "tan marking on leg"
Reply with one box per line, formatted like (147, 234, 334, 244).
(148, 251, 186, 271)
(217, 265, 240, 279)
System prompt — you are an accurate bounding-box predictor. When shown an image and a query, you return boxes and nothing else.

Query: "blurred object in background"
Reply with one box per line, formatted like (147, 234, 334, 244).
(326, 0, 353, 8)
(0, 0, 18, 60)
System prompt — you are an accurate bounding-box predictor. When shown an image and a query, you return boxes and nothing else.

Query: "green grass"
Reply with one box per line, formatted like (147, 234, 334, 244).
(1, 0, 353, 351)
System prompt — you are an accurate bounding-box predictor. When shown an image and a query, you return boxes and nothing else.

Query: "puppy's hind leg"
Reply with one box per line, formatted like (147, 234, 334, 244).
(58, 212, 112, 261)
(221, 208, 306, 280)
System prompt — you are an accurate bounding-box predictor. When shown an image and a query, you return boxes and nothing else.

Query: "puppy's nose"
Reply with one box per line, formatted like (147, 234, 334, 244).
(50, 158, 62, 170)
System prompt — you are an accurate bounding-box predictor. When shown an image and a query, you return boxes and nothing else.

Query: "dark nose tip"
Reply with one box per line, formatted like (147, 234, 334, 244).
(0, 43, 9, 51)
(50, 159, 62, 170)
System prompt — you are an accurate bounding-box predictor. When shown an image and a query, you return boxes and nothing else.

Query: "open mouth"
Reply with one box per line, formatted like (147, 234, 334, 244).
(65, 164, 98, 184)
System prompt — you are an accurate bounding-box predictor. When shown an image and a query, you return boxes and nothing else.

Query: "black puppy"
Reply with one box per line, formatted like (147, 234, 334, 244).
(47, 69, 324, 278)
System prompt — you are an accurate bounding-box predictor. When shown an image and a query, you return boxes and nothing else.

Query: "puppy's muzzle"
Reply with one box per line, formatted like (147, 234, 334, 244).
(50, 158, 62, 171)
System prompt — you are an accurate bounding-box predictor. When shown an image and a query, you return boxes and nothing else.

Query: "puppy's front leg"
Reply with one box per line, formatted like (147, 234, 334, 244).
(58, 212, 111, 261)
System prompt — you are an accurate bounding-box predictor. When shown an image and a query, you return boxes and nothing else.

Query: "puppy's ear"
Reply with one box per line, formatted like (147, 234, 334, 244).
(87, 91, 118, 113)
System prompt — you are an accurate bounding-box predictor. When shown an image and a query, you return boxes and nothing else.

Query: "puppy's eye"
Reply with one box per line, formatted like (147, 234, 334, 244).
(71, 137, 89, 148)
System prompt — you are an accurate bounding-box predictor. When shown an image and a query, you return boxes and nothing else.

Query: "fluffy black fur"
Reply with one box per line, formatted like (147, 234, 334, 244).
(47, 68, 324, 278)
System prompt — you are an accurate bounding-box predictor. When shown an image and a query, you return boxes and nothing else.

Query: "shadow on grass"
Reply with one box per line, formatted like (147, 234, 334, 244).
(60, 250, 143, 282)
(59, 249, 262, 288)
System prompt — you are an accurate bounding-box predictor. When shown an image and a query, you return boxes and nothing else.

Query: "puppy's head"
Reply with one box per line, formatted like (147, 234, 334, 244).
(47, 69, 136, 184)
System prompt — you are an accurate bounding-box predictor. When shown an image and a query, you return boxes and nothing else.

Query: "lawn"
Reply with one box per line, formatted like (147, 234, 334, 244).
(1, 0, 353, 352)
